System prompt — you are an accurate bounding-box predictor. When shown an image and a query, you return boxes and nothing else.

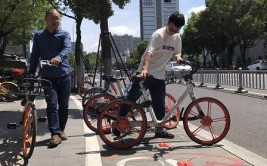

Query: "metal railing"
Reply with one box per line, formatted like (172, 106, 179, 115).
(193, 68, 267, 91)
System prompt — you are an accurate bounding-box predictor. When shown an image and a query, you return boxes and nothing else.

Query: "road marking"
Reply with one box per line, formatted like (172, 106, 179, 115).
(35, 99, 47, 142)
(116, 157, 164, 166)
(183, 123, 267, 165)
(70, 95, 102, 166)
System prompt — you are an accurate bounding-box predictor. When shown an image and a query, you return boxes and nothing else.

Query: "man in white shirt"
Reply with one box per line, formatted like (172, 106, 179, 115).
(117, 11, 185, 138)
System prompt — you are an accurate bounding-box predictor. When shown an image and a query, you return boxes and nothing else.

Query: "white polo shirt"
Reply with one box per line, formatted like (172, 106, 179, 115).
(137, 27, 182, 80)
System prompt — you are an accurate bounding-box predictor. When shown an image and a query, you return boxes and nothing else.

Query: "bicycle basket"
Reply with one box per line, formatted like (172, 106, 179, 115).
(18, 78, 52, 97)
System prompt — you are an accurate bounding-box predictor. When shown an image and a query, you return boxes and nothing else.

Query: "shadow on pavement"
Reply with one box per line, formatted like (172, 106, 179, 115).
(0, 110, 28, 166)
(0, 137, 28, 166)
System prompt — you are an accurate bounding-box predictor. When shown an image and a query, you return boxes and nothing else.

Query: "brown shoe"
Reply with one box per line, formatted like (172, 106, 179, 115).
(49, 135, 62, 147)
(60, 131, 68, 141)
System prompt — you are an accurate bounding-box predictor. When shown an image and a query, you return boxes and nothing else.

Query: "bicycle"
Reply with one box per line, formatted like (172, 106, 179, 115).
(77, 73, 97, 97)
(97, 61, 230, 150)
(7, 60, 53, 159)
(83, 74, 179, 133)
(81, 70, 136, 107)
(0, 76, 19, 102)
(81, 74, 128, 108)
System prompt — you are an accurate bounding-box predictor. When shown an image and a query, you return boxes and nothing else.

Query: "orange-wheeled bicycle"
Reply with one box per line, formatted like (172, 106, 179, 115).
(83, 74, 179, 133)
(97, 61, 230, 150)
(77, 73, 97, 98)
(7, 60, 53, 159)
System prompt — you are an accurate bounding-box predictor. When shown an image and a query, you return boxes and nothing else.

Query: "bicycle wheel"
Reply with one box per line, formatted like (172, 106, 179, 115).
(98, 99, 147, 150)
(164, 93, 180, 129)
(82, 87, 105, 107)
(83, 93, 116, 132)
(22, 104, 37, 159)
(1, 82, 18, 102)
(183, 97, 230, 145)
(78, 81, 93, 97)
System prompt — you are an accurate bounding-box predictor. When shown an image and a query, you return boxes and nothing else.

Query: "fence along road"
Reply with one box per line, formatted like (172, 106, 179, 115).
(193, 68, 267, 91)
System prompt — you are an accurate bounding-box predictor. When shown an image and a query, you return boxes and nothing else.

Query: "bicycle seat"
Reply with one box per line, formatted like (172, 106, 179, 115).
(102, 75, 126, 82)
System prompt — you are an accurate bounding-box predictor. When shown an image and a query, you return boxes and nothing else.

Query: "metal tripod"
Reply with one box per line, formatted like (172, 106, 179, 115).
(92, 31, 131, 87)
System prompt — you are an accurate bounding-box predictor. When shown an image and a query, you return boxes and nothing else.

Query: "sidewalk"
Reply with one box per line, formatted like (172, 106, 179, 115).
(1, 94, 267, 166)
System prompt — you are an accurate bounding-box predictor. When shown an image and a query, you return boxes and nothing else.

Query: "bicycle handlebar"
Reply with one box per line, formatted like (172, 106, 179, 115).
(132, 60, 199, 82)
(179, 60, 199, 76)
(40, 60, 58, 68)
(28, 60, 58, 78)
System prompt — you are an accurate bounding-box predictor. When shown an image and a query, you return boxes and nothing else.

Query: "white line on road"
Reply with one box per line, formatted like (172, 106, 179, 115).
(70, 95, 102, 166)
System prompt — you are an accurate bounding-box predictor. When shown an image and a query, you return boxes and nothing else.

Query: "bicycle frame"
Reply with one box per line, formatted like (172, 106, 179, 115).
(0, 81, 18, 94)
(140, 79, 199, 127)
(0, 83, 8, 94)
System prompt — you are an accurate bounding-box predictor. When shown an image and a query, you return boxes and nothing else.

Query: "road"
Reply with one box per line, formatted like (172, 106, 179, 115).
(167, 83, 267, 159)
(0, 83, 267, 165)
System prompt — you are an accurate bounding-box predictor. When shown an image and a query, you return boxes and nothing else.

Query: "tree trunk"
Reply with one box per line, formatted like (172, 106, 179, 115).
(238, 33, 248, 69)
(99, 0, 112, 88)
(74, 17, 85, 88)
(211, 54, 219, 68)
(226, 45, 234, 69)
(0, 36, 8, 59)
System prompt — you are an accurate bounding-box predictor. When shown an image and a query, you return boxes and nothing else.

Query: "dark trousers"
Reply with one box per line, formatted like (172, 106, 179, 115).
(43, 74, 71, 136)
(119, 76, 166, 120)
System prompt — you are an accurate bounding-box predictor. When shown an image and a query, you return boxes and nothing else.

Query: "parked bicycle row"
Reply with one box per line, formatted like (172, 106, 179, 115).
(4, 60, 231, 160)
(80, 61, 230, 150)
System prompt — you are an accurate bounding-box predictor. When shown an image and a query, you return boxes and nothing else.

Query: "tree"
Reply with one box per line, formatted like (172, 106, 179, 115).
(125, 40, 148, 69)
(84, 52, 98, 71)
(207, 0, 266, 68)
(182, 13, 208, 66)
(183, 0, 266, 68)
(0, 0, 49, 59)
(182, 9, 228, 68)
(48, 0, 130, 88)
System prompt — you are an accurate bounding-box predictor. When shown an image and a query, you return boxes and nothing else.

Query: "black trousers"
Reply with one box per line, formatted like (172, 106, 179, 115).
(119, 76, 166, 120)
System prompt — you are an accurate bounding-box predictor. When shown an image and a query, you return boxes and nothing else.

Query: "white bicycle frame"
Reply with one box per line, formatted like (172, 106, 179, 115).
(139, 79, 199, 127)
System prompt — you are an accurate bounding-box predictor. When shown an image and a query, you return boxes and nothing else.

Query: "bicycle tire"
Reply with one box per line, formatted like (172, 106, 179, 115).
(183, 97, 230, 145)
(22, 104, 37, 159)
(83, 93, 116, 132)
(1, 82, 19, 102)
(97, 99, 147, 150)
(82, 87, 105, 107)
(78, 81, 93, 97)
(164, 93, 180, 129)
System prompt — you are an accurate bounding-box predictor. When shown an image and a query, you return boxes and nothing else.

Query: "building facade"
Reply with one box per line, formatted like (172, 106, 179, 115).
(111, 34, 141, 63)
(140, 0, 179, 40)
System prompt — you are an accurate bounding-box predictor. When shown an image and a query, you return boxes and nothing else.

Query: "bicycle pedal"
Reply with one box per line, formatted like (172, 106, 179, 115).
(170, 115, 177, 122)
(140, 100, 152, 108)
(7, 123, 19, 129)
(37, 117, 47, 122)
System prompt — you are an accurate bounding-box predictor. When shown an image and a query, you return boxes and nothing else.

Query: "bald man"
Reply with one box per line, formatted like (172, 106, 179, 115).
(29, 8, 72, 147)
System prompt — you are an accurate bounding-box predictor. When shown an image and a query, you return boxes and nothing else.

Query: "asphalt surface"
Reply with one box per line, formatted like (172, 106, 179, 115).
(0, 82, 267, 166)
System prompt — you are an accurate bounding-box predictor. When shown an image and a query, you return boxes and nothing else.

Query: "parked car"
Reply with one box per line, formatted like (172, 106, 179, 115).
(246, 59, 267, 70)
(165, 61, 191, 84)
(165, 61, 191, 74)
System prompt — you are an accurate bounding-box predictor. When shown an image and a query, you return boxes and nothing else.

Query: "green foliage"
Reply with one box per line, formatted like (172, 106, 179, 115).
(69, 53, 75, 67)
(83, 52, 99, 71)
(125, 40, 149, 69)
(0, 0, 49, 57)
(182, 13, 202, 56)
(182, 0, 266, 68)
(136, 40, 149, 56)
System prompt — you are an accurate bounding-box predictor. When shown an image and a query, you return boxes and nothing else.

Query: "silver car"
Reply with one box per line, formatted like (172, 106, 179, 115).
(246, 60, 267, 70)
(165, 61, 191, 83)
